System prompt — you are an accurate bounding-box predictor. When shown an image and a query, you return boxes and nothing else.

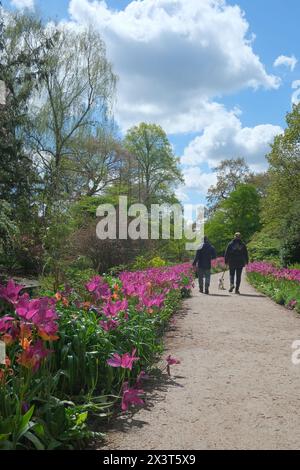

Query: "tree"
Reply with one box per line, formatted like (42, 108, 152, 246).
(205, 184, 261, 253)
(222, 184, 261, 242)
(124, 123, 183, 209)
(246, 171, 270, 198)
(28, 25, 117, 211)
(262, 103, 300, 241)
(205, 210, 232, 254)
(207, 158, 252, 212)
(0, 10, 56, 213)
(280, 201, 300, 266)
(61, 128, 124, 200)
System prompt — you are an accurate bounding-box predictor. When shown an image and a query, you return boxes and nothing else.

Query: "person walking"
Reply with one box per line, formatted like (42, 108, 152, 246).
(224, 232, 249, 294)
(193, 236, 217, 294)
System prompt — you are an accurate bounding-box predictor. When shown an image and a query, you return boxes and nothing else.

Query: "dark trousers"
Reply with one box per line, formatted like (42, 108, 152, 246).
(229, 267, 243, 290)
(198, 268, 211, 290)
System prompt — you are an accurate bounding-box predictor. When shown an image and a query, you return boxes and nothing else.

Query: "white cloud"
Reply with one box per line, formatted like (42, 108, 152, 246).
(183, 167, 217, 192)
(175, 187, 190, 202)
(182, 110, 283, 170)
(11, 0, 34, 10)
(274, 55, 297, 72)
(68, 0, 280, 133)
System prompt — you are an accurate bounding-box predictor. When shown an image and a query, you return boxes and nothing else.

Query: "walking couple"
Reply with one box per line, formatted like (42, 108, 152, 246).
(192, 232, 249, 295)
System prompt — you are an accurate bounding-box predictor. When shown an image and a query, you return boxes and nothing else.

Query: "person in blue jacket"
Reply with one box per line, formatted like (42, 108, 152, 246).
(193, 236, 217, 294)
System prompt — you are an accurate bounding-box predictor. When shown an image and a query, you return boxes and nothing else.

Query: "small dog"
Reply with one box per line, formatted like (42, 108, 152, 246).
(218, 272, 226, 290)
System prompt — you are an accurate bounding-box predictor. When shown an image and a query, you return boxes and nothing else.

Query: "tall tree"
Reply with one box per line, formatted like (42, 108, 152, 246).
(28, 25, 117, 211)
(205, 184, 261, 253)
(124, 123, 183, 208)
(207, 158, 252, 212)
(262, 103, 300, 263)
(0, 10, 56, 214)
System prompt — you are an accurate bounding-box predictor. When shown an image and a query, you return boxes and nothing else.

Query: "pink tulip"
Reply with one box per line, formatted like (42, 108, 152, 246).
(17, 340, 51, 372)
(0, 279, 25, 305)
(102, 299, 128, 318)
(121, 381, 144, 411)
(166, 355, 180, 376)
(85, 276, 110, 301)
(166, 355, 180, 366)
(107, 348, 139, 370)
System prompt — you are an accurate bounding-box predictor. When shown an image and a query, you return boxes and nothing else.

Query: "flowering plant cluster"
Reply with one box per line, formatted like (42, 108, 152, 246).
(0, 280, 59, 379)
(211, 257, 226, 273)
(246, 261, 300, 313)
(246, 261, 300, 283)
(0, 263, 192, 448)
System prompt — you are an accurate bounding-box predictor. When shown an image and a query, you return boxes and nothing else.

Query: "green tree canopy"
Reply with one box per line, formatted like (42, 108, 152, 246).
(207, 157, 252, 212)
(205, 183, 261, 253)
(124, 123, 183, 209)
(261, 104, 300, 264)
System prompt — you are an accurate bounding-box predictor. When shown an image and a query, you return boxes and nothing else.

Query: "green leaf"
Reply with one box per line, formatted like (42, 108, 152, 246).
(24, 431, 45, 450)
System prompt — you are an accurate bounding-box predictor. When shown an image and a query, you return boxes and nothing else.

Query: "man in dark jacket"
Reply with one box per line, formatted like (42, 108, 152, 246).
(193, 236, 217, 294)
(224, 232, 249, 294)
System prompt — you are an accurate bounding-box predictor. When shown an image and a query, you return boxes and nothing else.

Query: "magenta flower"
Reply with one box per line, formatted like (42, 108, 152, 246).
(121, 381, 145, 411)
(0, 316, 15, 333)
(99, 319, 119, 331)
(246, 262, 300, 284)
(166, 355, 180, 376)
(0, 279, 25, 305)
(103, 299, 128, 318)
(138, 293, 165, 311)
(166, 355, 181, 366)
(16, 297, 59, 341)
(85, 276, 110, 301)
(17, 340, 52, 372)
(107, 348, 139, 370)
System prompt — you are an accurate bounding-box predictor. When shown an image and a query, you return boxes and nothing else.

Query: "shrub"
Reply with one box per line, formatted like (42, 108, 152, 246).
(148, 257, 166, 268)
(248, 230, 280, 262)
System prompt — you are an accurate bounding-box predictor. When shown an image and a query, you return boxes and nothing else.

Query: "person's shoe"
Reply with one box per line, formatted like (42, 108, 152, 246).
(199, 287, 203, 293)
(205, 288, 209, 295)
(235, 289, 240, 295)
(229, 285, 234, 293)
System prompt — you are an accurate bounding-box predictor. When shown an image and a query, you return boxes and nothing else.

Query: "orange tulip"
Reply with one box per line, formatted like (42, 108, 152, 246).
(55, 292, 62, 301)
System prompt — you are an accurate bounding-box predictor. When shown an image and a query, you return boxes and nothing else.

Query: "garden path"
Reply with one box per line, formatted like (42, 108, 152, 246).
(100, 272, 300, 450)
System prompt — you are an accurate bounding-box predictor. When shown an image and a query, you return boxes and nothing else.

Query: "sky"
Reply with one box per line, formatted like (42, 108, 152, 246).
(3, 0, 300, 205)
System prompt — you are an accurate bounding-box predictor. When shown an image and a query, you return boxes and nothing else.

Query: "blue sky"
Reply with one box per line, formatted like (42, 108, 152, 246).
(4, 0, 300, 205)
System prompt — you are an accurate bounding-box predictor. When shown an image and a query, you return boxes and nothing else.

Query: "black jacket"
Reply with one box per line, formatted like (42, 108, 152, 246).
(193, 242, 217, 270)
(224, 239, 249, 268)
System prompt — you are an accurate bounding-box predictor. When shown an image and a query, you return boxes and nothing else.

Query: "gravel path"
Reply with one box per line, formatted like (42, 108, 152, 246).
(100, 273, 300, 450)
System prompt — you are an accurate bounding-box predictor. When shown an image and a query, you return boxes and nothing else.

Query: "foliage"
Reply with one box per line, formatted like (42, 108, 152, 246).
(279, 201, 300, 266)
(207, 158, 252, 212)
(124, 122, 183, 208)
(248, 229, 280, 262)
(28, 24, 117, 210)
(0, 200, 18, 253)
(262, 103, 300, 263)
(205, 184, 261, 254)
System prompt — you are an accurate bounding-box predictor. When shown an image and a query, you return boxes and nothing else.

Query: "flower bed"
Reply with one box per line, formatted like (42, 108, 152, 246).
(211, 257, 226, 274)
(246, 261, 300, 313)
(0, 263, 193, 449)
